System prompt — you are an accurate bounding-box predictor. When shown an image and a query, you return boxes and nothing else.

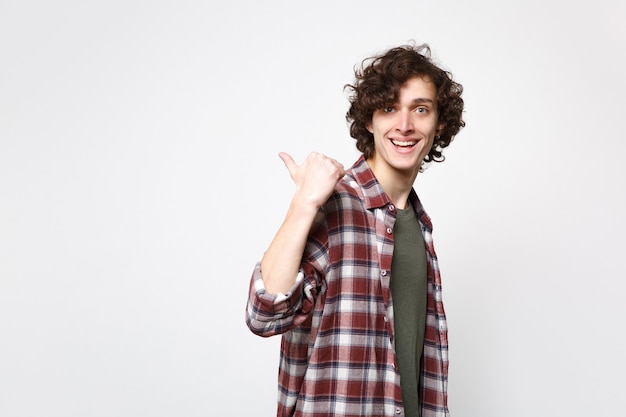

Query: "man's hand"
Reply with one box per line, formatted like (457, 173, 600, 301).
(259, 152, 345, 294)
(279, 152, 345, 209)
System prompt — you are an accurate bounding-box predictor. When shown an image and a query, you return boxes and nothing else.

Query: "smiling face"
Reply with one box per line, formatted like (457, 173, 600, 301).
(366, 76, 441, 184)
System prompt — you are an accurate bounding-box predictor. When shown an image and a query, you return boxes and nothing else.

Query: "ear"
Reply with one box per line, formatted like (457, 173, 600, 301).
(366, 122, 373, 134)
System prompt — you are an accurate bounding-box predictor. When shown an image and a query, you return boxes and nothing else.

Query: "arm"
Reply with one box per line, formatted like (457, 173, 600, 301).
(260, 151, 345, 295)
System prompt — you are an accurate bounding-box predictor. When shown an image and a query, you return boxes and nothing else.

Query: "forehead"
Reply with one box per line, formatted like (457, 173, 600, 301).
(398, 76, 437, 101)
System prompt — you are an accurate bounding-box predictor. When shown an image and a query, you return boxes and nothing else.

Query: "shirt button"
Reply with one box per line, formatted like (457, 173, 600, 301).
(395, 408, 401, 414)
(386, 227, 393, 234)
(388, 204, 395, 211)
(383, 316, 389, 322)
(381, 270, 387, 276)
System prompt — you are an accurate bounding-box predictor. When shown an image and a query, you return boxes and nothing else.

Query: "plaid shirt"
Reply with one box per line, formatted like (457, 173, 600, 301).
(246, 156, 450, 417)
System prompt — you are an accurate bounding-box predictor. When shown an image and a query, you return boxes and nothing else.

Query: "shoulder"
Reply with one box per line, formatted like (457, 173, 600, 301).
(320, 156, 372, 216)
(325, 177, 364, 210)
(315, 179, 368, 237)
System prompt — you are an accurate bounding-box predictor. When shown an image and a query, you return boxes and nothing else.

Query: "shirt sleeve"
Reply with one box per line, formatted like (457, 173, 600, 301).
(245, 259, 319, 337)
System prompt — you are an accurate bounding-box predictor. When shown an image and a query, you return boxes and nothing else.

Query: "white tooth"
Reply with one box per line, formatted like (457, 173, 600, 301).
(391, 140, 416, 147)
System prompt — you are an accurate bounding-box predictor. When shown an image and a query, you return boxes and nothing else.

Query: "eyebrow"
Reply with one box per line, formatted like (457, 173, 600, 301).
(411, 98, 435, 104)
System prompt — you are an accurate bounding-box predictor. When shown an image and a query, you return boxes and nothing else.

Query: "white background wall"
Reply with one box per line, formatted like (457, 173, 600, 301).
(2, 0, 625, 416)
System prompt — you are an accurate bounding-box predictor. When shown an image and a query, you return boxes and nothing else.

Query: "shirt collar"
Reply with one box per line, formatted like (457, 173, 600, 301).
(348, 155, 433, 232)
(348, 155, 391, 210)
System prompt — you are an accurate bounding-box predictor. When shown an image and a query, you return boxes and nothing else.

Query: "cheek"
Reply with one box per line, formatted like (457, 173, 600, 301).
(424, 136, 435, 150)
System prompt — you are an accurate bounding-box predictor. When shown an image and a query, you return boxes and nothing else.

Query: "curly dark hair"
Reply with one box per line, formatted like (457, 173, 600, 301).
(345, 43, 465, 164)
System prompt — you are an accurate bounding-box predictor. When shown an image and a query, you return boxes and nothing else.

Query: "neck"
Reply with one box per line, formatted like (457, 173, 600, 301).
(366, 157, 419, 210)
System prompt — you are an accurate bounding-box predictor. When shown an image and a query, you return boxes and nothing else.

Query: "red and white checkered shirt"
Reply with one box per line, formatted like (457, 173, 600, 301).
(246, 155, 450, 417)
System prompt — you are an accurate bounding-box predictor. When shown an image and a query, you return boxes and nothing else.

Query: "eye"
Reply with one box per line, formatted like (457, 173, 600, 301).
(415, 107, 428, 114)
(382, 106, 395, 113)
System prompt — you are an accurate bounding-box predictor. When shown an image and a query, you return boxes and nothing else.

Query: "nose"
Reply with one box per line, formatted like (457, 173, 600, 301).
(396, 110, 414, 134)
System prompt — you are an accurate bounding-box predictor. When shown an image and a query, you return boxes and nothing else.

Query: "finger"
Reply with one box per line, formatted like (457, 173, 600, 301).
(278, 152, 298, 178)
(333, 160, 346, 176)
(326, 157, 346, 179)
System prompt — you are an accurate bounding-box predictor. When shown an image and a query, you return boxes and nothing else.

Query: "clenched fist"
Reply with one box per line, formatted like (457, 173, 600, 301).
(279, 152, 346, 209)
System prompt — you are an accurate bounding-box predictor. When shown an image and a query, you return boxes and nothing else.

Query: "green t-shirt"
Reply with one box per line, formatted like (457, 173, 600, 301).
(390, 203, 428, 417)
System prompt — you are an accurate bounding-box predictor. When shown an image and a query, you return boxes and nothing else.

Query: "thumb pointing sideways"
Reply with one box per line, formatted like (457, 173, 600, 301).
(278, 152, 298, 179)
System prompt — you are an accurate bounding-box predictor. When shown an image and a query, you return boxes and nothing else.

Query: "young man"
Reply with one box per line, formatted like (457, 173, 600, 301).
(246, 43, 465, 417)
